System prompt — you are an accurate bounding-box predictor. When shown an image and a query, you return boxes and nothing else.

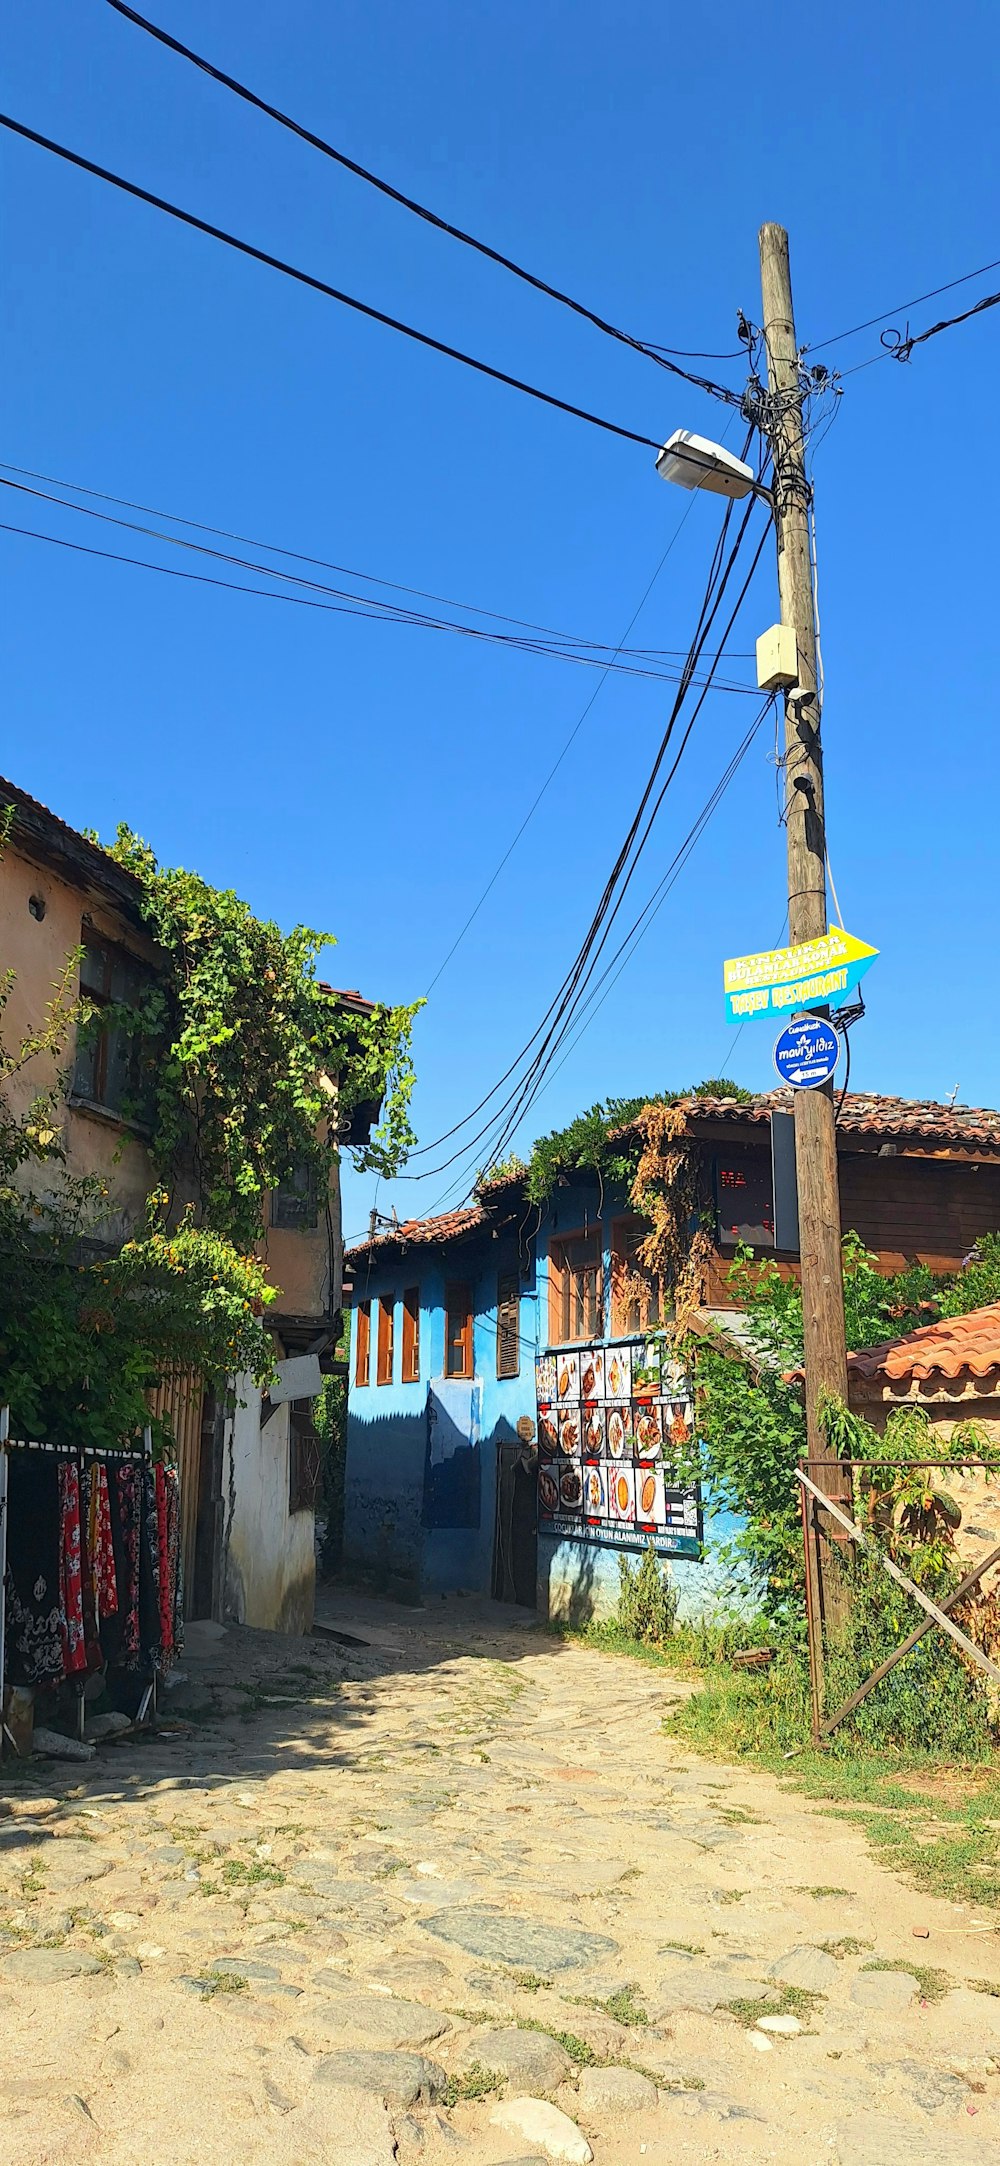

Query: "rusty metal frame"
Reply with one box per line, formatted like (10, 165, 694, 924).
(797, 1456, 1000, 1745)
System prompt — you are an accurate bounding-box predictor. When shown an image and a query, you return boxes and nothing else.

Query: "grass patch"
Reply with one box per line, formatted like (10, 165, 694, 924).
(510, 1969, 549, 1993)
(194, 1968, 249, 1999)
(794, 1885, 851, 1899)
(724, 1983, 820, 2029)
(515, 2018, 597, 2066)
(574, 1983, 650, 2027)
(715, 1889, 749, 1905)
(818, 1937, 869, 1959)
(440, 2063, 504, 2106)
(969, 1978, 1000, 1997)
(659, 1939, 705, 1956)
(220, 1859, 286, 1889)
(860, 1957, 950, 2002)
(652, 1651, 1000, 1915)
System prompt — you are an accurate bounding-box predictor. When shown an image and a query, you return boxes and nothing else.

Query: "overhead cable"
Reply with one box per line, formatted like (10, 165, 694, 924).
(402, 465, 770, 1178)
(102, 0, 742, 392)
(810, 249, 1000, 352)
(885, 283, 1000, 363)
(0, 465, 755, 686)
(0, 112, 666, 449)
(0, 478, 758, 693)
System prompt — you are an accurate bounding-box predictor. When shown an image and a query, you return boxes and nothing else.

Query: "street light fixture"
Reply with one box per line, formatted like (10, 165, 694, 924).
(655, 428, 756, 499)
(655, 428, 774, 507)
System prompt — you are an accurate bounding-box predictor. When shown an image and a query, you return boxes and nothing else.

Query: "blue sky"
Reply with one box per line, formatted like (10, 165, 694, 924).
(4, 0, 998, 1246)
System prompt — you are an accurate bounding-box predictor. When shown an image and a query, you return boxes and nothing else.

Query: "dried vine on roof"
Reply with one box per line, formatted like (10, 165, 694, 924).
(630, 1101, 712, 1331)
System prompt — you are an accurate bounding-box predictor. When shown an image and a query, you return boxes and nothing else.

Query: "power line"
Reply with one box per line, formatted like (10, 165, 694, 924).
(886, 283, 1000, 363)
(463, 506, 772, 1181)
(402, 470, 769, 1183)
(402, 485, 754, 1170)
(0, 456, 751, 663)
(0, 470, 757, 691)
(0, 112, 668, 449)
(102, 0, 742, 391)
(810, 249, 1000, 353)
(419, 697, 774, 1217)
(422, 480, 708, 997)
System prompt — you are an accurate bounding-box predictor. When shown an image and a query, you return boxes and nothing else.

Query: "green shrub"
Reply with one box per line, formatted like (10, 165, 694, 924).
(616, 1545, 679, 1644)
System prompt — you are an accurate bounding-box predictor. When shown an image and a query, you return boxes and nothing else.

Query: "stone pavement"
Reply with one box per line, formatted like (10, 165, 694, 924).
(3, 1591, 1000, 2165)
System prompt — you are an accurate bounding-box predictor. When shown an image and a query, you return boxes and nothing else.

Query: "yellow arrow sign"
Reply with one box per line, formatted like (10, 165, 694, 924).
(723, 928, 878, 1022)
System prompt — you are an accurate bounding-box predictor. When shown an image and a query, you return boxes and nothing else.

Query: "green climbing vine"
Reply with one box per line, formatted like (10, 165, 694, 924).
(101, 828, 422, 1250)
(492, 1080, 751, 1210)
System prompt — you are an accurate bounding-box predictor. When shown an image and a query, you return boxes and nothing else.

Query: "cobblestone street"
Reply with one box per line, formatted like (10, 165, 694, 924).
(3, 1596, 1000, 2165)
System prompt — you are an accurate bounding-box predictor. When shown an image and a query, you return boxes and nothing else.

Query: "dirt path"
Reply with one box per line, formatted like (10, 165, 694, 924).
(2, 1593, 1000, 2166)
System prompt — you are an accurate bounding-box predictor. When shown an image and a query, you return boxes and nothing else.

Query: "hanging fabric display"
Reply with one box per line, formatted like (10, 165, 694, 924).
(3, 1453, 63, 1686)
(58, 1459, 87, 1678)
(2, 1438, 184, 1729)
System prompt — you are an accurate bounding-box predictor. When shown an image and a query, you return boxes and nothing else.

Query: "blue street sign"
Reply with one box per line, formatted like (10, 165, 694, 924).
(773, 1015, 840, 1090)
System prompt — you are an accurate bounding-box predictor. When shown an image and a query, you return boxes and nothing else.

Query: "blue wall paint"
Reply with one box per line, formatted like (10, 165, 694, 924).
(345, 1176, 753, 1616)
(345, 1230, 537, 1596)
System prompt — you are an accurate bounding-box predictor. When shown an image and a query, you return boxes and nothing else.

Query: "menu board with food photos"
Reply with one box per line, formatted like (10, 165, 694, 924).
(535, 1336, 700, 1558)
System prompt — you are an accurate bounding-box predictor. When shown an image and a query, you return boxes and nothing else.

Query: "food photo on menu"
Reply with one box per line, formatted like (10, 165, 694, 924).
(609, 1462, 635, 1524)
(535, 1353, 557, 1404)
(605, 1345, 632, 1401)
(538, 1410, 559, 1458)
(538, 1463, 559, 1516)
(558, 1405, 581, 1456)
(632, 1338, 663, 1396)
(583, 1404, 606, 1457)
(579, 1347, 605, 1401)
(633, 1402, 663, 1459)
(557, 1351, 580, 1401)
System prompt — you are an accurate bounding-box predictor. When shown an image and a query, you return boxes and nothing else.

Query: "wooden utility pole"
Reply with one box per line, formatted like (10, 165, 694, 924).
(758, 223, 849, 1632)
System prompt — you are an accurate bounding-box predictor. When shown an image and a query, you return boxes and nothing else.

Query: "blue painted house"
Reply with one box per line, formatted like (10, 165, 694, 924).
(345, 1088, 1000, 1619)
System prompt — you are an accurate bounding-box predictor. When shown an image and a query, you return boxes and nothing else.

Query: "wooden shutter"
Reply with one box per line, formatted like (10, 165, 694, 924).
(354, 1302, 371, 1387)
(445, 1282, 473, 1378)
(496, 1272, 520, 1378)
(376, 1295, 395, 1385)
(401, 1287, 420, 1382)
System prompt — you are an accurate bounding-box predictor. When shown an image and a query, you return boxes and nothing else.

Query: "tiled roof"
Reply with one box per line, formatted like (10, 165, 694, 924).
(615, 1092, 1000, 1153)
(846, 1303, 1000, 1387)
(786, 1303, 1000, 1390)
(346, 1204, 491, 1258)
(1, 776, 376, 1013)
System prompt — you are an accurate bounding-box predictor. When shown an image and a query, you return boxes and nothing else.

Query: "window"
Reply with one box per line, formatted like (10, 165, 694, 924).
(611, 1217, 662, 1336)
(288, 1399, 322, 1514)
(354, 1301, 371, 1388)
(72, 933, 156, 1122)
(401, 1287, 420, 1382)
(549, 1230, 603, 1343)
(376, 1295, 395, 1385)
(496, 1271, 520, 1379)
(271, 1159, 319, 1230)
(715, 1153, 775, 1248)
(445, 1282, 473, 1379)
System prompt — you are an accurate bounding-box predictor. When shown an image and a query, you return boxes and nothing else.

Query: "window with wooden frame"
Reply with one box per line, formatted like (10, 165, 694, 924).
(376, 1295, 395, 1385)
(401, 1287, 421, 1382)
(496, 1271, 520, 1379)
(611, 1217, 662, 1336)
(72, 931, 156, 1123)
(548, 1229, 603, 1344)
(354, 1301, 371, 1388)
(288, 1399, 322, 1514)
(444, 1282, 473, 1379)
(271, 1159, 319, 1230)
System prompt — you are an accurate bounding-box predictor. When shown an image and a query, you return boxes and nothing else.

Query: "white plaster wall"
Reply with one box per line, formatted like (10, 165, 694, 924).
(225, 1379, 316, 1635)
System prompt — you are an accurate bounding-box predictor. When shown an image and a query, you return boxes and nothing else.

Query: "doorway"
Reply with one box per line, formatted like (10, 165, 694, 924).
(493, 1437, 538, 1607)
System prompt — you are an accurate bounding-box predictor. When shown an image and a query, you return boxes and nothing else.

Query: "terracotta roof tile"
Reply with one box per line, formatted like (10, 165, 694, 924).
(786, 1303, 1000, 1389)
(845, 1303, 1000, 1386)
(612, 1091, 1000, 1153)
(346, 1203, 490, 1258)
